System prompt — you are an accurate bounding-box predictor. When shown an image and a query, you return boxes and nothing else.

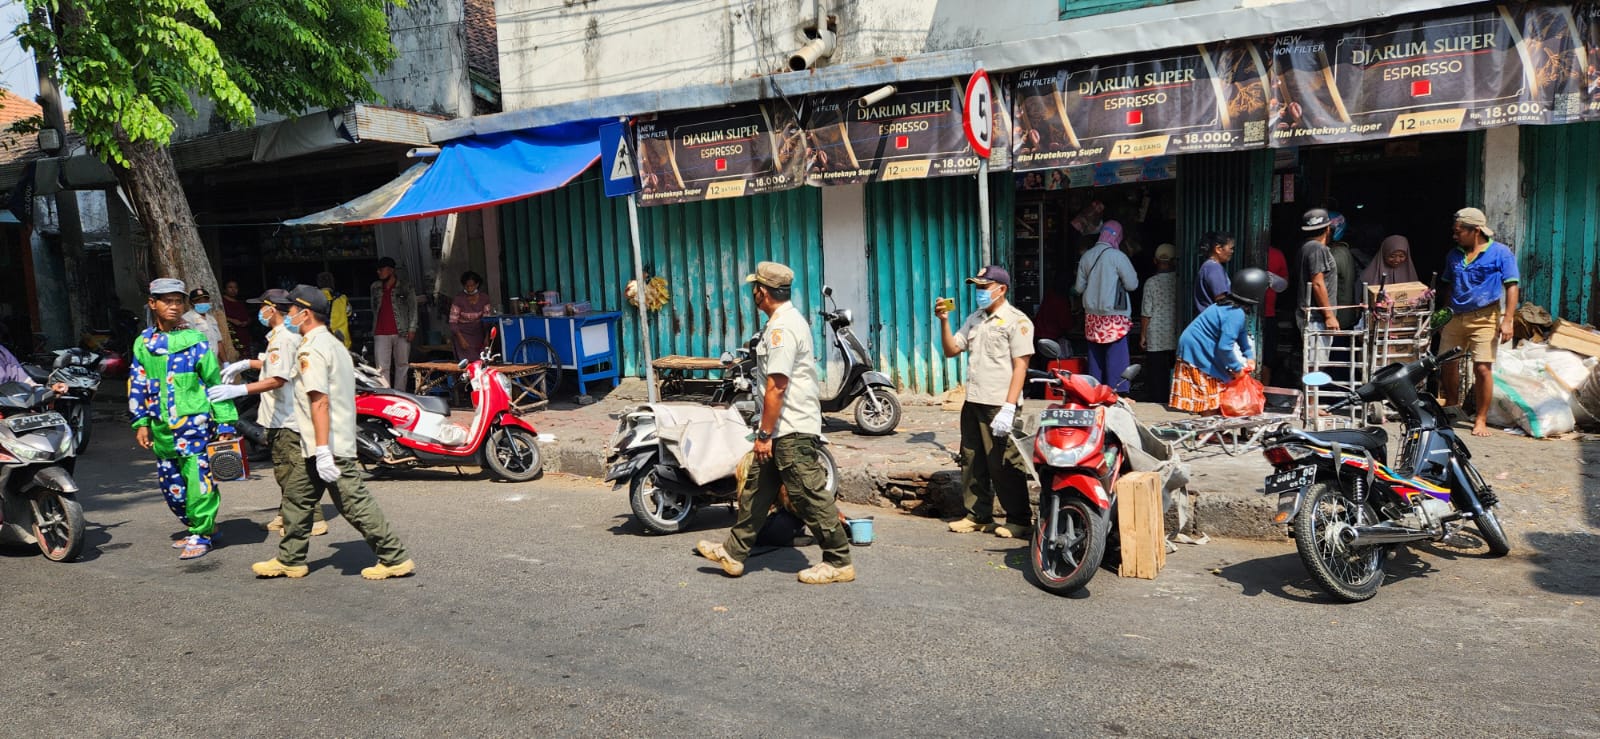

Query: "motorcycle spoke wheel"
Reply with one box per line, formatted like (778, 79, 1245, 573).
(30, 493, 85, 562)
(1293, 483, 1384, 602)
(1028, 496, 1107, 596)
(628, 470, 694, 534)
(482, 427, 542, 482)
(853, 388, 901, 436)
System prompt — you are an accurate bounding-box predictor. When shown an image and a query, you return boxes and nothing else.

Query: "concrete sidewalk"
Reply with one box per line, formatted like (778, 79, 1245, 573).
(515, 379, 1600, 543)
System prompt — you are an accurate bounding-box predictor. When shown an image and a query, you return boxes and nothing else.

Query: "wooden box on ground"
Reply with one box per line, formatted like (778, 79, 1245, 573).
(1116, 471, 1166, 579)
(1548, 320, 1600, 358)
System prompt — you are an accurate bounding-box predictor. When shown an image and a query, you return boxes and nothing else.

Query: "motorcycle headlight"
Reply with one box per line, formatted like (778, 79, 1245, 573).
(496, 373, 512, 396)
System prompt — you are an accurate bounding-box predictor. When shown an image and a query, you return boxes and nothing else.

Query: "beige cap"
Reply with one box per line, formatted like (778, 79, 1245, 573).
(1454, 207, 1494, 237)
(1154, 243, 1177, 262)
(745, 261, 795, 289)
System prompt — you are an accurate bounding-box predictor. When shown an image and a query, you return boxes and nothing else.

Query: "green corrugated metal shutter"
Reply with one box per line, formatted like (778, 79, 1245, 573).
(1521, 122, 1600, 326)
(864, 173, 1014, 395)
(1176, 149, 1274, 347)
(499, 174, 824, 376)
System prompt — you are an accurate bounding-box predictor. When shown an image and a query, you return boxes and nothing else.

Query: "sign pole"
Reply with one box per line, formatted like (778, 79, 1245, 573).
(978, 157, 991, 266)
(626, 193, 659, 403)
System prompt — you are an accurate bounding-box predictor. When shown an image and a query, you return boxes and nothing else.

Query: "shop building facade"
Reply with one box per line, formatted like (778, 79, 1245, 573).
(433, 0, 1599, 394)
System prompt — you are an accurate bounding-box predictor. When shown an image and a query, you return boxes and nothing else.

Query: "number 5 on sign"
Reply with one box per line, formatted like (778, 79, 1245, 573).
(963, 69, 993, 158)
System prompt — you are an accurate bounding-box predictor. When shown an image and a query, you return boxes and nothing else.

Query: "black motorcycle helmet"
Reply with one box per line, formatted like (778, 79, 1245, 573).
(1228, 267, 1271, 306)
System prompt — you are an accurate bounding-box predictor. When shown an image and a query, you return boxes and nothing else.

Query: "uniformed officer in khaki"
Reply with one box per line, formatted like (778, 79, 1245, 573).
(208, 288, 327, 536)
(937, 265, 1035, 538)
(697, 262, 854, 585)
(251, 285, 414, 580)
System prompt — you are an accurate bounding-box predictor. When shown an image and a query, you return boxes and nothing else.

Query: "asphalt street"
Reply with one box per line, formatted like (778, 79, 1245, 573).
(5, 420, 1599, 737)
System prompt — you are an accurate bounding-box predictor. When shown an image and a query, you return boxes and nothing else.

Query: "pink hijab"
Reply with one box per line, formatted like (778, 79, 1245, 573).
(1361, 235, 1419, 286)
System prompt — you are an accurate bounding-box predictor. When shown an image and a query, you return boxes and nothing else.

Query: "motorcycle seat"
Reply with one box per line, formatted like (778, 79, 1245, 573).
(367, 387, 452, 417)
(1300, 427, 1388, 464)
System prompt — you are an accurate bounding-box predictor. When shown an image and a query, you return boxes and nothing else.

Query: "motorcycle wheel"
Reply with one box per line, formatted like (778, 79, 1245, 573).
(853, 387, 901, 436)
(32, 492, 85, 562)
(819, 445, 840, 497)
(483, 426, 542, 482)
(1028, 495, 1108, 596)
(67, 403, 92, 454)
(629, 468, 695, 534)
(1475, 507, 1511, 557)
(1293, 482, 1385, 602)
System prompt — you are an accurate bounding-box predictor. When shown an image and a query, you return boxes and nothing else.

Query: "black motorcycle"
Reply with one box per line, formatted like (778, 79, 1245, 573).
(1260, 347, 1508, 602)
(24, 348, 102, 454)
(817, 286, 900, 435)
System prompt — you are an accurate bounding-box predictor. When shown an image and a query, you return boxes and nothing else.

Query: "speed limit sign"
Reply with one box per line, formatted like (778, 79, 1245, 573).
(963, 69, 994, 159)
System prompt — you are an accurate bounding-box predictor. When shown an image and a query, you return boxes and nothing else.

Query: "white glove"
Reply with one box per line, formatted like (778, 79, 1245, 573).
(990, 402, 1017, 437)
(220, 359, 253, 383)
(206, 384, 248, 403)
(314, 446, 340, 483)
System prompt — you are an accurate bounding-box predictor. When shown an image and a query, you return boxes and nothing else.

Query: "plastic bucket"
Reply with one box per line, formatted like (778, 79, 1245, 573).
(846, 517, 875, 546)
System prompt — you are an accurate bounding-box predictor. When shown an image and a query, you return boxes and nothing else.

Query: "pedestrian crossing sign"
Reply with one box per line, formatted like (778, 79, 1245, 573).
(600, 122, 640, 198)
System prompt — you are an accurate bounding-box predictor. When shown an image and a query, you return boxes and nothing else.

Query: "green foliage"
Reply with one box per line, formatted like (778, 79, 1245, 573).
(16, 0, 400, 167)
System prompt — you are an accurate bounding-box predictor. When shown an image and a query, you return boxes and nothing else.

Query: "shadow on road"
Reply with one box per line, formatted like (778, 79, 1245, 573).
(1520, 438, 1600, 598)
(1214, 547, 1448, 602)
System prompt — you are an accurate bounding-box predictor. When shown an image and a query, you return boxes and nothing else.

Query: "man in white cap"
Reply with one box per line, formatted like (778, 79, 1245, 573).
(1441, 207, 1519, 437)
(696, 261, 854, 585)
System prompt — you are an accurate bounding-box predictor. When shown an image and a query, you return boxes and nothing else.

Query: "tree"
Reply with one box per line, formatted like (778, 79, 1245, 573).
(16, 0, 399, 360)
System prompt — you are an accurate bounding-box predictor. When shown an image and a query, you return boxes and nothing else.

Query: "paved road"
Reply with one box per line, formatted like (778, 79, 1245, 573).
(6, 422, 1599, 737)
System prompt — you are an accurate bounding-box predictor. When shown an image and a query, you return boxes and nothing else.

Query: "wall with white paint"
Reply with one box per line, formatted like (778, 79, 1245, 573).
(1481, 126, 1522, 250)
(819, 184, 868, 394)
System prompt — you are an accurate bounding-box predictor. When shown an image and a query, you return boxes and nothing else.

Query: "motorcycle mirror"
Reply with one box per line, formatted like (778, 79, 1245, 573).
(1121, 363, 1142, 381)
(488, 327, 499, 341)
(1302, 371, 1333, 387)
(823, 285, 833, 297)
(720, 351, 735, 366)
(1035, 339, 1062, 360)
(457, 359, 469, 370)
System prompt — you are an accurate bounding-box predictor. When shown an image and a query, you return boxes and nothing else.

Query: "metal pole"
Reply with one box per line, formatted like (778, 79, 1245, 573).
(978, 158, 991, 265)
(627, 194, 658, 402)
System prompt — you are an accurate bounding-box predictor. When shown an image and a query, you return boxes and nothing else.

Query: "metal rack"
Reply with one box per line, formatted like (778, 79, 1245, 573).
(1300, 285, 1436, 431)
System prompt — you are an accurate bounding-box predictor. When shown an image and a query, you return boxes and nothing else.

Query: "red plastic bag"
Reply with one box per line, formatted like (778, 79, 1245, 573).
(1220, 375, 1266, 417)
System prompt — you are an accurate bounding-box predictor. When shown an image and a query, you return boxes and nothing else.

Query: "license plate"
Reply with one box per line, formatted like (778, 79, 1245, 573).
(1038, 409, 1097, 427)
(1265, 465, 1317, 496)
(7, 412, 65, 433)
(604, 456, 647, 482)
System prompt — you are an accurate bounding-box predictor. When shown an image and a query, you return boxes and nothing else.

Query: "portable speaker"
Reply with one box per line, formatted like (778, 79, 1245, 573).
(208, 439, 248, 482)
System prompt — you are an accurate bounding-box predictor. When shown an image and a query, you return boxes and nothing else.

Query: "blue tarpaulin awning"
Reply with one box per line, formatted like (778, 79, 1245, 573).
(286, 119, 605, 226)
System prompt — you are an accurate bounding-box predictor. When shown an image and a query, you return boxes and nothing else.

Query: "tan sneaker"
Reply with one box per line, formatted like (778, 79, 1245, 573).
(252, 559, 309, 578)
(695, 540, 744, 577)
(361, 559, 416, 580)
(310, 520, 329, 536)
(948, 518, 998, 534)
(798, 562, 855, 584)
(995, 523, 1032, 539)
(264, 515, 284, 533)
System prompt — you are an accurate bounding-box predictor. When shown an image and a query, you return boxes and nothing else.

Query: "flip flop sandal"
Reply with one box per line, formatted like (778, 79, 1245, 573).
(178, 536, 212, 560)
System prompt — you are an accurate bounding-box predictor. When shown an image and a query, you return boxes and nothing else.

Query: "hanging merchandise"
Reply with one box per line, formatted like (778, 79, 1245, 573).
(625, 276, 671, 311)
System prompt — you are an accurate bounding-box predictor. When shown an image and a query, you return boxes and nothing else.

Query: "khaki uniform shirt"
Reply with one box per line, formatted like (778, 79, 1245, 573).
(755, 302, 823, 438)
(952, 302, 1034, 406)
(294, 325, 359, 458)
(258, 325, 301, 431)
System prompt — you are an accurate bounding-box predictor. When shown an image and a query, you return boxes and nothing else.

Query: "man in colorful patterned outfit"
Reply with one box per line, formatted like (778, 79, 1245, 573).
(131, 278, 239, 560)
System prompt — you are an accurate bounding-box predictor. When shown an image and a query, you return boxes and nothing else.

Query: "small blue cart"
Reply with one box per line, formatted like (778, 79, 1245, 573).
(496, 312, 622, 399)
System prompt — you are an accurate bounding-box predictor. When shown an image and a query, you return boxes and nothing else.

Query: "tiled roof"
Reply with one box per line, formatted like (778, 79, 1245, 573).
(465, 0, 499, 81)
(0, 90, 42, 127)
(0, 90, 48, 165)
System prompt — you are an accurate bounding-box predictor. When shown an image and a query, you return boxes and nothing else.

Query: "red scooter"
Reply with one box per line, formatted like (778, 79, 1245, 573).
(1016, 340, 1140, 596)
(354, 328, 543, 481)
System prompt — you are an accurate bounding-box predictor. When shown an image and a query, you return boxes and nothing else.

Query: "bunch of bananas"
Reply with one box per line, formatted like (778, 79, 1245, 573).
(625, 276, 671, 311)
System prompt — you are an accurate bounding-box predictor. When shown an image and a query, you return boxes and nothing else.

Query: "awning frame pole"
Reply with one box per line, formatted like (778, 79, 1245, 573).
(627, 193, 659, 403)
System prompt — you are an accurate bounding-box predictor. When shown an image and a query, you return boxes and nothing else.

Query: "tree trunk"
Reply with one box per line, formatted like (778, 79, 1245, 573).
(110, 138, 239, 362)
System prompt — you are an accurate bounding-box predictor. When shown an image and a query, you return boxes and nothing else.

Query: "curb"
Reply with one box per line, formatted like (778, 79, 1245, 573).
(537, 435, 1286, 541)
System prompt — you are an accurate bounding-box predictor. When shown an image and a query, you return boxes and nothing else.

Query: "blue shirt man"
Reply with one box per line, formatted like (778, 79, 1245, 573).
(1439, 207, 1520, 437)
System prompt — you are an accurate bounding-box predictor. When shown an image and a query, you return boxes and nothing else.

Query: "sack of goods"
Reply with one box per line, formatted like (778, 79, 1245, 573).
(1488, 343, 1582, 438)
(413, 413, 471, 447)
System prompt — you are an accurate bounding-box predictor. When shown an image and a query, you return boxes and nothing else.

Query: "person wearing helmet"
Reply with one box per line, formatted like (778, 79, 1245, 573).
(1170, 268, 1267, 414)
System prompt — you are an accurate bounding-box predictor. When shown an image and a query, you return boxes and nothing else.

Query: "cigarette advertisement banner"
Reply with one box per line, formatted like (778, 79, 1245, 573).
(803, 79, 1010, 186)
(634, 102, 805, 206)
(1579, 1, 1600, 119)
(1011, 41, 1269, 169)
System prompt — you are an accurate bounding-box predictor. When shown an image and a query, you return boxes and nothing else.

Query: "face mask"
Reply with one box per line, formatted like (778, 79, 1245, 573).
(285, 311, 303, 334)
(258, 309, 273, 328)
(194, 303, 212, 314)
(975, 287, 995, 309)
(464, 287, 478, 295)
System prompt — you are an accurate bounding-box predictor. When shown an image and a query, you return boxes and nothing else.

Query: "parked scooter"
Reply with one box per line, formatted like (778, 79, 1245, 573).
(231, 348, 386, 463)
(354, 328, 542, 481)
(817, 286, 900, 435)
(1260, 347, 1509, 602)
(0, 382, 86, 561)
(1012, 340, 1142, 595)
(24, 348, 102, 454)
(605, 341, 839, 534)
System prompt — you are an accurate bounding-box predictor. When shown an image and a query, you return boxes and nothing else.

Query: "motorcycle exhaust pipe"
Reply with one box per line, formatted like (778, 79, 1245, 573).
(1339, 524, 1434, 547)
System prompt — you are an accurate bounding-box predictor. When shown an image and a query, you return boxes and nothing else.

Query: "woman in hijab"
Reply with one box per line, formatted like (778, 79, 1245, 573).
(1359, 235, 1419, 293)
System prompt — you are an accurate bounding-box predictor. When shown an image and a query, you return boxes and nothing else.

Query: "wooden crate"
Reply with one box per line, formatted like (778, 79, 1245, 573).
(1548, 320, 1600, 358)
(1115, 471, 1166, 579)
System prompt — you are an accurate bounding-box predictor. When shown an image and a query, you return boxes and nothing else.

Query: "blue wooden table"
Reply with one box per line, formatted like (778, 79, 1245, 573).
(496, 312, 622, 398)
